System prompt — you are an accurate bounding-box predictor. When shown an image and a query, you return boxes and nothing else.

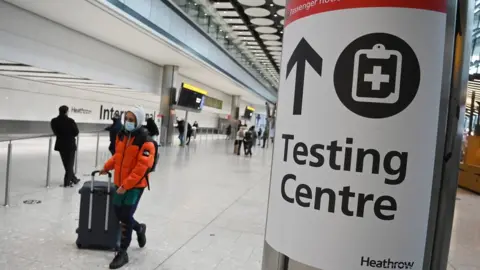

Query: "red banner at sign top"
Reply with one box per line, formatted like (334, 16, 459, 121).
(285, 0, 447, 26)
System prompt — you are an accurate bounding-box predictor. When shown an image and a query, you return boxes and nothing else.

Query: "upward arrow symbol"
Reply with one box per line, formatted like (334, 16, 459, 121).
(286, 38, 323, 115)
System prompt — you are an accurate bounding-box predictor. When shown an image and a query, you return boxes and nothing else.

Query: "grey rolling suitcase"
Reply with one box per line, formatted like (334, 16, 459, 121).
(76, 170, 119, 250)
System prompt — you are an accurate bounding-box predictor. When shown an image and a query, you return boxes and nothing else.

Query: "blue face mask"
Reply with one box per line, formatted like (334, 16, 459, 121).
(125, 121, 136, 131)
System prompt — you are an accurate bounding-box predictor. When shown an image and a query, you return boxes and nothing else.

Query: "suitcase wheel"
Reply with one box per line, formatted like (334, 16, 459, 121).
(76, 241, 83, 249)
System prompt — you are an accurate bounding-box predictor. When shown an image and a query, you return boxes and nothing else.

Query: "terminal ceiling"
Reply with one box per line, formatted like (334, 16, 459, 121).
(6, 0, 274, 107)
(205, 0, 285, 77)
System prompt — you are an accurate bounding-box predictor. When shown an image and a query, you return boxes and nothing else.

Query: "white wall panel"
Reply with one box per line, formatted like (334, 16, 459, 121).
(0, 75, 159, 124)
(0, 1, 161, 93)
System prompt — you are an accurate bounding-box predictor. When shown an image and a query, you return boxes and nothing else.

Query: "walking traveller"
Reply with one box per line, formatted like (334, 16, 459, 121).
(244, 126, 254, 156)
(176, 118, 185, 146)
(100, 106, 155, 269)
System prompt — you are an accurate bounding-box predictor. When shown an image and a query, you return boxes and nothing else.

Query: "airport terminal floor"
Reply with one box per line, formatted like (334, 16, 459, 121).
(0, 137, 478, 270)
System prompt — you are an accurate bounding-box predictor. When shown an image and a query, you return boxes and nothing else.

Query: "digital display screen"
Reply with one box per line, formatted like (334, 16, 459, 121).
(244, 106, 255, 119)
(177, 83, 207, 110)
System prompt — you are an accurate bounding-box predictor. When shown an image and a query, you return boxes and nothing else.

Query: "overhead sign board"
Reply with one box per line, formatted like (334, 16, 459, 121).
(265, 1, 447, 269)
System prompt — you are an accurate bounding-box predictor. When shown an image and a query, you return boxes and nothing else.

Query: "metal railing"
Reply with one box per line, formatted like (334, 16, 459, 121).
(1, 127, 227, 206)
(195, 128, 227, 140)
(1, 130, 107, 207)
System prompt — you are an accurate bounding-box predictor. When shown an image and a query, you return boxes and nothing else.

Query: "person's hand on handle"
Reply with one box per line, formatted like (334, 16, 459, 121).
(99, 169, 108, 175)
(116, 186, 126, 194)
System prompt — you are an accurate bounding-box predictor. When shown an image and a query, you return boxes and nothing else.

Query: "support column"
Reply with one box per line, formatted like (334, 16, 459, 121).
(262, 1, 470, 270)
(159, 65, 178, 146)
(231, 95, 240, 121)
(231, 95, 240, 134)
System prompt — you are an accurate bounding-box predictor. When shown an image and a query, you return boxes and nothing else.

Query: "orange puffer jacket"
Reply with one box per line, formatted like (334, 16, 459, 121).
(103, 128, 155, 190)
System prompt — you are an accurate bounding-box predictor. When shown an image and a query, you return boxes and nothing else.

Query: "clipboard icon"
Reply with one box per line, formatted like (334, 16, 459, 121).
(352, 44, 402, 104)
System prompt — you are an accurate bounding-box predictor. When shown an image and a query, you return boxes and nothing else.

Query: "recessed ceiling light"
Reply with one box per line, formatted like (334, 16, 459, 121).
(270, 3, 274, 6)
(274, 14, 277, 17)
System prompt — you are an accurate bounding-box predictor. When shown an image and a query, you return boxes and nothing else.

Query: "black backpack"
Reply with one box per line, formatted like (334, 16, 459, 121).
(144, 136, 159, 190)
(244, 131, 253, 142)
(148, 137, 159, 172)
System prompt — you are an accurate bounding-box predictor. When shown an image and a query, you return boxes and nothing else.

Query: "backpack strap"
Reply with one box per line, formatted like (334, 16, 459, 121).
(132, 131, 154, 191)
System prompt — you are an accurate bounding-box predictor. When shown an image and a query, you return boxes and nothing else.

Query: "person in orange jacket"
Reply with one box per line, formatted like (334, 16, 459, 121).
(100, 106, 155, 269)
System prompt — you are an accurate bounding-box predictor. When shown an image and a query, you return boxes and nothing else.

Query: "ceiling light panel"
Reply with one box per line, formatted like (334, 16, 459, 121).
(0, 65, 50, 72)
(245, 7, 270, 17)
(213, 2, 234, 9)
(238, 0, 266, 6)
(225, 18, 244, 24)
(235, 31, 253, 36)
(220, 11, 239, 17)
(0, 71, 78, 78)
(251, 18, 274, 26)
(232, 25, 249, 30)
(19, 76, 99, 83)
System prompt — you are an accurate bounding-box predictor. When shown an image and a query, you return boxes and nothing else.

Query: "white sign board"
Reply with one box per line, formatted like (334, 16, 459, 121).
(265, 1, 447, 269)
(0, 85, 157, 124)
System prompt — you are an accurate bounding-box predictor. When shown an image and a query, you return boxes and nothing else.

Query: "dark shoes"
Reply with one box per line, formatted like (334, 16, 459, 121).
(109, 251, 129, 269)
(108, 224, 145, 268)
(72, 177, 80, 185)
(63, 177, 80, 187)
(137, 224, 147, 248)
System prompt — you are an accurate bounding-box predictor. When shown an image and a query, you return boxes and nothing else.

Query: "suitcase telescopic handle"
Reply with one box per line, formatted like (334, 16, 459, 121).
(91, 170, 112, 178)
(88, 170, 113, 231)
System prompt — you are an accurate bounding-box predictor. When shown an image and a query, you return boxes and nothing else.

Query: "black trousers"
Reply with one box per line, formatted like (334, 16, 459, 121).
(244, 141, 252, 155)
(236, 140, 243, 155)
(114, 189, 144, 251)
(59, 150, 76, 186)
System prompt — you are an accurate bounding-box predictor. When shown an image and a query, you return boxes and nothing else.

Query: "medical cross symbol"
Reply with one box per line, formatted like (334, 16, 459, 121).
(364, 66, 390, 90)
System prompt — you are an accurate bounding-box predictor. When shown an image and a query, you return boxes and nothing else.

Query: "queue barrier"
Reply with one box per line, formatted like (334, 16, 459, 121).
(1, 130, 107, 207)
(1, 127, 228, 206)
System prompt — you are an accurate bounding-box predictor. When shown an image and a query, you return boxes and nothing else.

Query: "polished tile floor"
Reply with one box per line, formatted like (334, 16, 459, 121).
(0, 136, 270, 270)
(0, 137, 479, 269)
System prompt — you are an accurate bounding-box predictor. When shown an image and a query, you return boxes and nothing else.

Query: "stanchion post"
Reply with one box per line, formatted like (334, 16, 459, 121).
(4, 141, 12, 207)
(46, 136, 53, 188)
(95, 132, 100, 167)
(74, 136, 79, 174)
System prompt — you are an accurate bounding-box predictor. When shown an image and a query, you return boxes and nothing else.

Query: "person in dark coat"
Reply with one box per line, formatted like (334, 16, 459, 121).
(244, 126, 254, 156)
(226, 125, 232, 140)
(50, 105, 80, 187)
(176, 118, 185, 146)
(144, 117, 159, 137)
(192, 121, 199, 139)
(257, 128, 262, 146)
(106, 114, 122, 155)
(186, 123, 193, 146)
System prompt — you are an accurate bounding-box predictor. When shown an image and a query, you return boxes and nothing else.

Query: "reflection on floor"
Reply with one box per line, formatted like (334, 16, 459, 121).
(0, 138, 271, 270)
(0, 138, 478, 269)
